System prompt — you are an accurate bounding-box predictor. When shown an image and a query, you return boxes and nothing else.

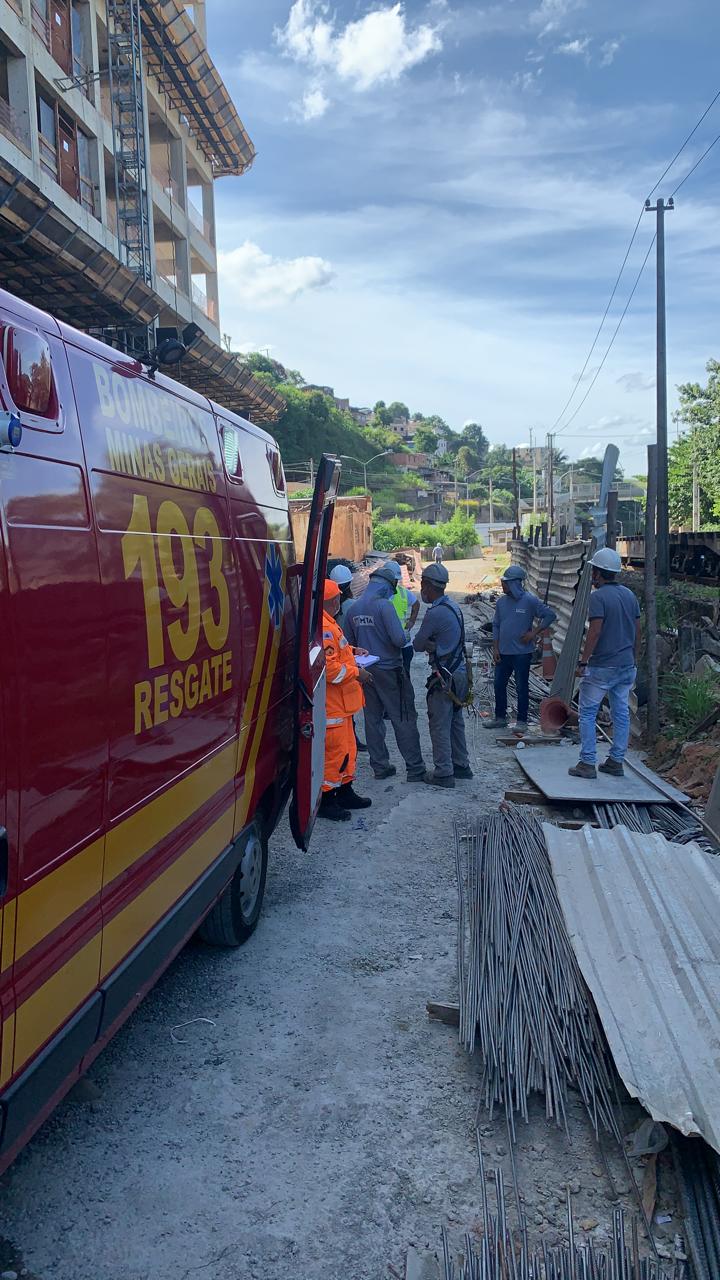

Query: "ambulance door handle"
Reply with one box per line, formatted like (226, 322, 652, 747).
(0, 827, 6, 898)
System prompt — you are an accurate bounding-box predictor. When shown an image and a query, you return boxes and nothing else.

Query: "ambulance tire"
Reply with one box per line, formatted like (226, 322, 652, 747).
(199, 820, 268, 947)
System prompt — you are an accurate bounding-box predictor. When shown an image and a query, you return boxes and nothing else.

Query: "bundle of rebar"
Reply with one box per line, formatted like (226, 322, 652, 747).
(441, 1162, 686, 1279)
(455, 807, 619, 1140)
(671, 1135, 720, 1280)
(593, 802, 714, 853)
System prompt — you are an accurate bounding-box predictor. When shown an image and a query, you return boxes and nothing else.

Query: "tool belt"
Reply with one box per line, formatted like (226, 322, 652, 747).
(425, 601, 474, 709)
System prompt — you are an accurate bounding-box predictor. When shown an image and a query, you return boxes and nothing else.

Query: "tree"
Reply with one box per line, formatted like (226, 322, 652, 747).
(387, 401, 410, 421)
(455, 445, 477, 478)
(372, 400, 393, 428)
(459, 422, 489, 465)
(413, 424, 439, 455)
(672, 360, 720, 523)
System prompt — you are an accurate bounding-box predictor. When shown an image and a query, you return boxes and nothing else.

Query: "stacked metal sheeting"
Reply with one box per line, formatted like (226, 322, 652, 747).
(672, 1135, 720, 1280)
(510, 540, 590, 655)
(455, 807, 619, 1140)
(441, 1162, 686, 1279)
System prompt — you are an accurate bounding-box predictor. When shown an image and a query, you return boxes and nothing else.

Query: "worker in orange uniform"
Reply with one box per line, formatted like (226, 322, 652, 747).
(319, 580, 373, 822)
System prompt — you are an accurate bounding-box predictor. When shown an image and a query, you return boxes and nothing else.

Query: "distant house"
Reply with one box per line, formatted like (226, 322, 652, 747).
(388, 452, 433, 471)
(350, 406, 373, 426)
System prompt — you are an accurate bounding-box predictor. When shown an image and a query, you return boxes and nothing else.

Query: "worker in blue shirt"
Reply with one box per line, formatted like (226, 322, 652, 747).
(484, 564, 557, 732)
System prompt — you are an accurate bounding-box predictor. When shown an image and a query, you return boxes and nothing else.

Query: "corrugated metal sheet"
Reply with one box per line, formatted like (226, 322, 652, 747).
(544, 823, 720, 1152)
(511, 541, 590, 653)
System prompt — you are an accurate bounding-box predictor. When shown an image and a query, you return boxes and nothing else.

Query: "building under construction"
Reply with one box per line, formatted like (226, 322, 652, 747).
(0, 0, 283, 423)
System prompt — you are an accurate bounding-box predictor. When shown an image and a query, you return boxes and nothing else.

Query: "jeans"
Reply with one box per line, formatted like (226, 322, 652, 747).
(494, 653, 532, 723)
(579, 664, 637, 765)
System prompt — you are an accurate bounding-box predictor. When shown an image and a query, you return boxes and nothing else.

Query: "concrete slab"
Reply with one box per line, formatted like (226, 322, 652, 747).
(514, 742, 679, 804)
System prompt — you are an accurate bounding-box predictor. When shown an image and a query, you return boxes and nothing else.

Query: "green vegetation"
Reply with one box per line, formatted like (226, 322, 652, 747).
(669, 359, 720, 527)
(661, 671, 720, 733)
(655, 585, 720, 630)
(373, 510, 477, 552)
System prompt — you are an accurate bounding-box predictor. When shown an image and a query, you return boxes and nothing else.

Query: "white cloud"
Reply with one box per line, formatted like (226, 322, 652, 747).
(617, 371, 655, 393)
(600, 38, 622, 66)
(300, 85, 329, 120)
(218, 241, 335, 310)
(276, 1, 442, 98)
(512, 69, 543, 93)
(530, 0, 584, 36)
(556, 37, 590, 57)
(573, 365, 600, 382)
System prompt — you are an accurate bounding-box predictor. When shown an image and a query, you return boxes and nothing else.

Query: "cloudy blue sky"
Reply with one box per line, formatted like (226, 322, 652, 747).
(206, 0, 720, 474)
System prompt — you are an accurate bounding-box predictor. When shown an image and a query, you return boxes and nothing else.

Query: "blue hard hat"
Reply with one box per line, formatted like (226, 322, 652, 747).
(502, 564, 526, 582)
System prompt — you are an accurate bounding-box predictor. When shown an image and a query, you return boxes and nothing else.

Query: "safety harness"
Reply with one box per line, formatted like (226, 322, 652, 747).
(427, 598, 475, 709)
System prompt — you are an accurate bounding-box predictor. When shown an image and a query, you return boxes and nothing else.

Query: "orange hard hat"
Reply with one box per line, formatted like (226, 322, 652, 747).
(323, 579, 341, 602)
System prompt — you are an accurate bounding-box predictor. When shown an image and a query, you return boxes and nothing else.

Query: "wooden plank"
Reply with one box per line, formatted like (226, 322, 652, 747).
(504, 788, 544, 805)
(426, 1001, 460, 1026)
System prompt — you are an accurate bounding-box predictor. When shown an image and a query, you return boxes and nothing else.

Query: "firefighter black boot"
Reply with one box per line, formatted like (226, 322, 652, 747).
(336, 783, 372, 809)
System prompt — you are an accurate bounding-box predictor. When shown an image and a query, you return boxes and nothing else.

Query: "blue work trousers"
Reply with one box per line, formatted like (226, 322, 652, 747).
(579, 664, 637, 765)
(494, 653, 532, 723)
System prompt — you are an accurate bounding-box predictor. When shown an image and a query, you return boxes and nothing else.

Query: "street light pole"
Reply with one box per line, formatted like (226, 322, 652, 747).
(339, 450, 392, 492)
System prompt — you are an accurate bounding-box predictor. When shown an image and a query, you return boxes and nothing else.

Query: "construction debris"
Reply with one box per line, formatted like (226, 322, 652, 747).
(454, 808, 619, 1139)
(440, 1157, 686, 1279)
(545, 823, 720, 1154)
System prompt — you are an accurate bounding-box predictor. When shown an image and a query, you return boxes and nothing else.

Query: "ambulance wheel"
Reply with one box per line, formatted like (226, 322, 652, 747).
(200, 821, 268, 947)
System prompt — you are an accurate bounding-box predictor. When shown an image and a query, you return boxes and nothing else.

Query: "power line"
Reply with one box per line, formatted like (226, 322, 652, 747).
(549, 85, 720, 433)
(555, 235, 657, 437)
(670, 130, 720, 197)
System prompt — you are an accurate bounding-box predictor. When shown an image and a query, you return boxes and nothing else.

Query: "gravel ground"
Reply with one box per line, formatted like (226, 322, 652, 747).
(0, 599, 681, 1279)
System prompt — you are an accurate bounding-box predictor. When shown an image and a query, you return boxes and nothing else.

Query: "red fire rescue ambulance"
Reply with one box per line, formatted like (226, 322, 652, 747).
(0, 286, 337, 1172)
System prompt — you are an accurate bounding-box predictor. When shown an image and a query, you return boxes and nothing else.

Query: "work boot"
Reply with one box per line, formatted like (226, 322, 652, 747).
(512, 721, 528, 734)
(423, 772, 455, 788)
(373, 764, 397, 780)
(318, 792, 351, 822)
(454, 765, 474, 780)
(568, 762, 597, 779)
(407, 769, 428, 782)
(337, 783, 372, 809)
(483, 717, 507, 729)
(599, 757, 624, 777)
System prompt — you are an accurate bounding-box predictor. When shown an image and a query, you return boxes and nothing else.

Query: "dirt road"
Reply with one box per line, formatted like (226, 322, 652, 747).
(0, 597, 664, 1279)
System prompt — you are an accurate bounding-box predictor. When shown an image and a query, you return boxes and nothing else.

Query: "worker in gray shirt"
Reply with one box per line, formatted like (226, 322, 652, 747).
(413, 561, 473, 788)
(344, 564, 426, 782)
(484, 564, 557, 732)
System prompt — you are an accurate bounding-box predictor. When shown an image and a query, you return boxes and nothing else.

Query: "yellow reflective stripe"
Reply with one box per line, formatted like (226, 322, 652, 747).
(14, 934, 101, 1071)
(0, 1012, 14, 1088)
(101, 808, 234, 980)
(15, 838, 104, 963)
(105, 740, 237, 885)
(236, 601, 271, 777)
(235, 624, 283, 834)
(1, 898, 16, 976)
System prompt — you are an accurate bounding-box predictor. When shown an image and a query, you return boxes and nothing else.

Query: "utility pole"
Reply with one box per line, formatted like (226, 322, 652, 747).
(489, 475, 494, 524)
(645, 444, 659, 742)
(547, 432, 555, 541)
(645, 195, 673, 585)
(512, 447, 520, 532)
(529, 427, 537, 513)
(309, 456, 315, 486)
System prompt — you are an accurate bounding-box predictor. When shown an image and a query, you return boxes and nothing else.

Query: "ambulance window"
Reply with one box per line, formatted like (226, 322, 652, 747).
(221, 423, 243, 480)
(2, 326, 56, 417)
(267, 446, 286, 495)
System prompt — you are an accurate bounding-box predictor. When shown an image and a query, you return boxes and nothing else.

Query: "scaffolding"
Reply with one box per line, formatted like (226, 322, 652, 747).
(107, 0, 153, 285)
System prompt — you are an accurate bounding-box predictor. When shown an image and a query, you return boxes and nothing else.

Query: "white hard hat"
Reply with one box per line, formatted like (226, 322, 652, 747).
(330, 564, 353, 586)
(590, 547, 622, 574)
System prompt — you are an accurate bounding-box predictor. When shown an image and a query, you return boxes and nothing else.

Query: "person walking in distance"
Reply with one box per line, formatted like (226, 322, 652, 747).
(569, 547, 641, 779)
(432, 541, 444, 565)
(484, 564, 557, 733)
(413, 562, 473, 788)
(318, 580, 373, 822)
(344, 564, 426, 782)
(387, 557, 420, 675)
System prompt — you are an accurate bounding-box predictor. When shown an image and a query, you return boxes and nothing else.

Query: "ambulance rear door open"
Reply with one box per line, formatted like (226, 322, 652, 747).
(289, 455, 340, 851)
